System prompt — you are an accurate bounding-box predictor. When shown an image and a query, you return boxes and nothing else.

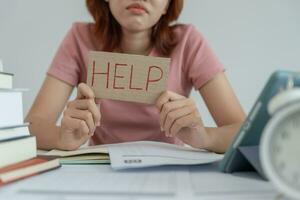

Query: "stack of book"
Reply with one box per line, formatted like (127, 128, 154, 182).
(0, 67, 60, 186)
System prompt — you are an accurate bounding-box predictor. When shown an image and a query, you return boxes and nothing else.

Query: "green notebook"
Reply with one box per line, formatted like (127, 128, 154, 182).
(59, 154, 110, 165)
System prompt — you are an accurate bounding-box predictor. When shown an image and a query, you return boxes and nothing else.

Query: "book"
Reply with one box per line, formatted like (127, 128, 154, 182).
(0, 136, 37, 168)
(40, 141, 223, 168)
(0, 72, 13, 89)
(59, 154, 110, 164)
(0, 123, 30, 141)
(44, 144, 109, 157)
(40, 144, 109, 165)
(0, 156, 60, 186)
(108, 141, 224, 170)
(0, 90, 23, 127)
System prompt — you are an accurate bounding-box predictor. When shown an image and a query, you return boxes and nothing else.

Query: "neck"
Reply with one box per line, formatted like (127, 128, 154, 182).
(120, 29, 152, 55)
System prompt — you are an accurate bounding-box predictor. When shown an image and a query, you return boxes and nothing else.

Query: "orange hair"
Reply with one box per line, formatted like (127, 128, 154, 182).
(86, 0, 184, 56)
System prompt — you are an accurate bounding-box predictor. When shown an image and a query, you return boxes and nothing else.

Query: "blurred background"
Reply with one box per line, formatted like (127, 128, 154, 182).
(0, 0, 299, 126)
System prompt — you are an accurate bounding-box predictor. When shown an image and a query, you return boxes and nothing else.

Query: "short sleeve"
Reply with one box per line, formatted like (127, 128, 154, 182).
(47, 24, 81, 86)
(184, 26, 224, 89)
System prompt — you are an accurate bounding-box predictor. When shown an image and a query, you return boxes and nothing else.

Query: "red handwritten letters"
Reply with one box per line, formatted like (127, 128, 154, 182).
(87, 51, 170, 104)
(91, 61, 163, 91)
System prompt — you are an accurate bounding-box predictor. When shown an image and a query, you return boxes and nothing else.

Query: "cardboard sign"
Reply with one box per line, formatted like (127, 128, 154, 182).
(87, 51, 170, 104)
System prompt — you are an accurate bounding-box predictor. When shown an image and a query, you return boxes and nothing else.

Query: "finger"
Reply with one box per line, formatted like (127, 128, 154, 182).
(160, 99, 193, 129)
(65, 109, 95, 135)
(79, 120, 91, 138)
(156, 91, 185, 112)
(61, 116, 89, 136)
(71, 122, 92, 143)
(77, 83, 95, 99)
(67, 99, 101, 126)
(76, 131, 91, 146)
(164, 105, 196, 136)
(170, 112, 200, 136)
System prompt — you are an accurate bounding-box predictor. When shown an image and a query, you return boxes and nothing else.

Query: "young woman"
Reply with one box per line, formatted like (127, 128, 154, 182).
(25, 0, 245, 153)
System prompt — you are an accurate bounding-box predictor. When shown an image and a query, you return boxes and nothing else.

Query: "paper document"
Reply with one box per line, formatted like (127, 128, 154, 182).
(189, 164, 274, 195)
(14, 165, 176, 196)
(108, 141, 224, 170)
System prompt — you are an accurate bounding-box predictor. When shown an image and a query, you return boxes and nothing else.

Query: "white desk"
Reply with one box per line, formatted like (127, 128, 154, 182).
(0, 162, 278, 200)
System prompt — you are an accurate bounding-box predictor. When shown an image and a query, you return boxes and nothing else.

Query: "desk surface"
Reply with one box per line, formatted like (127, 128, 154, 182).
(0, 162, 277, 200)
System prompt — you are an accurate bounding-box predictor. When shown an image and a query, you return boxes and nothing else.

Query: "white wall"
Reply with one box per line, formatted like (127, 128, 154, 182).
(0, 0, 299, 126)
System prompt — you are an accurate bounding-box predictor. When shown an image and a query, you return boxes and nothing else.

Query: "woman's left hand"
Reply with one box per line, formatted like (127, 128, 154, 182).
(155, 91, 210, 149)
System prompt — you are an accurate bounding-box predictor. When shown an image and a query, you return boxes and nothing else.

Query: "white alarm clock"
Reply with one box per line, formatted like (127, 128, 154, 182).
(260, 82, 300, 199)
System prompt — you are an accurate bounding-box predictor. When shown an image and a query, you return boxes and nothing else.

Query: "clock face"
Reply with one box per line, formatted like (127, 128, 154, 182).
(261, 103, 300, 199)
(270, 110, 300, 191)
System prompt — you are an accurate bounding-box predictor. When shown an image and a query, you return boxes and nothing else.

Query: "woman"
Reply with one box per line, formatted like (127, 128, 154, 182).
(25, 0, 245, 153)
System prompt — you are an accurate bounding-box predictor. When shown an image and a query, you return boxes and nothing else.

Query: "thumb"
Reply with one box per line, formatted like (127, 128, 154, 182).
(77, 83, 95, 99)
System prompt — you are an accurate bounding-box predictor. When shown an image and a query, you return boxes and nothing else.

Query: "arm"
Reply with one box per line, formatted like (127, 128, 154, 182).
(25, 75, 73, 150)
(156, 72, 246, 153)
(25, 75, 100, 150)
(199, 72, 246, 153)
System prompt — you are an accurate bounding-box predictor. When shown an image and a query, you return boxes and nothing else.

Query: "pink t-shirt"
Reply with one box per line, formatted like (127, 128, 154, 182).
(47, 23, 224, 145)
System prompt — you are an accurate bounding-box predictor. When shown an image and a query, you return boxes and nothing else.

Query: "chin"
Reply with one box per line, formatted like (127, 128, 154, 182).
(121, 19, 152, 31)
(123, 24, 149, 33)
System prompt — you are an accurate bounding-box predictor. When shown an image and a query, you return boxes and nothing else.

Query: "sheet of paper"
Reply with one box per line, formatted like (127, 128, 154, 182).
(189, 164, 275, 195)
(0, 164, 278, 199)
(9, 165, 176, 196)
(87, 51, 170, 104)
(199, 193, 277, 200)
(108, 141, 224, 170)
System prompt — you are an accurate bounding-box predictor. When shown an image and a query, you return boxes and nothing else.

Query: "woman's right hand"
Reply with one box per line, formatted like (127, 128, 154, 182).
(58, 83, 101, 150)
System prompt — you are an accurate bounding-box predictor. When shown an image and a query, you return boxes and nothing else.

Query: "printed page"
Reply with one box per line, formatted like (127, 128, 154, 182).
(188, 164, 275, 195)
(10, 165, 176, 196)
(108, 141, 223, 170)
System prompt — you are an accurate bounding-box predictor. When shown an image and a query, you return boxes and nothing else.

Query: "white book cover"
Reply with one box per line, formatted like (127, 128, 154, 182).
(0, 90, 23, 127)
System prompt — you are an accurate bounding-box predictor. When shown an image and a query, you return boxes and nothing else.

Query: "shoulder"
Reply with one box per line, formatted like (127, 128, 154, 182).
(71, 22, 94, 33)
(169, 24, 207, 57)
(172, 24, 205, 44)
(63, 22, 99, 50)
(68, 22, 95, 40)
